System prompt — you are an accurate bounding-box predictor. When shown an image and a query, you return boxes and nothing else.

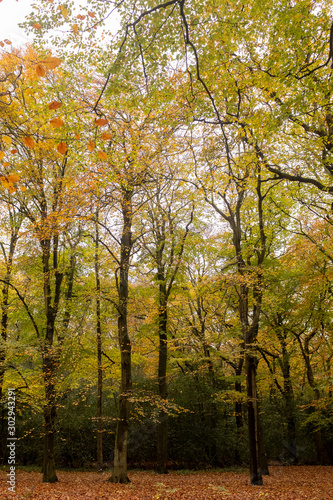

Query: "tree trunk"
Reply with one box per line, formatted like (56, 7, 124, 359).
(246, 352, 263, 485)
(282, 347, 297, 463)
(109, 189, 132, 484)
(257, 400, 269, 475)
(42, 346, 58, 483)
(235, 363, 244, 465)
(95, 216, 103, 470)
(157, 294, 168, 474)
(41, 237, 61, 483)
(0, 227, 18, 463)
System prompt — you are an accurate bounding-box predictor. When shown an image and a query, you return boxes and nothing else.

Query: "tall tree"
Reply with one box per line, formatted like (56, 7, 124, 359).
(139, 172, 194, 473)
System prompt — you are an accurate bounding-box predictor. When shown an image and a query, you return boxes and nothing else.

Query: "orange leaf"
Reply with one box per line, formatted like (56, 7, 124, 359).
(32, 23, 42, 29)
(36, 64, 46, 77)
(24, 136, 35, 148)
(101, 132, 112, 140)
(88, 11, 95, 18)
(10, 149, 18, 154)
(57, 142, 68, 155)
(41, 56, 62, 69)
(4, 39, 12, 45)
(7, 173, 20, 183)
(0, 42, 4, 48)
(74, 133, 80, 139)
(87, 140, 95, 152)
(20, 185, 27, 192)
(95, 118, 108, 127)
(77, 14, 85, 20)
(3, 162, 9, 167)
(48, 101, 62, 110)
(73, 23, 79, 34)
(97, 151, 108, 160)
(50, 118, 64, 128)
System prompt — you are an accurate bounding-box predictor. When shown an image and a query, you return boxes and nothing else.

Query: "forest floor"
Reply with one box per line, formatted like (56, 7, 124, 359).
(0, 465, 332, 499)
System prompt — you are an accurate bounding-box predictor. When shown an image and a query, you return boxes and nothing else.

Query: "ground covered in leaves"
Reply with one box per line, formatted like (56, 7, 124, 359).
(0, 466, 332, 499)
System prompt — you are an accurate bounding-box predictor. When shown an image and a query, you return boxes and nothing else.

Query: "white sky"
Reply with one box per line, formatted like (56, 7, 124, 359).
(0, 0, 120, 47)
(0, 0, 34, 46)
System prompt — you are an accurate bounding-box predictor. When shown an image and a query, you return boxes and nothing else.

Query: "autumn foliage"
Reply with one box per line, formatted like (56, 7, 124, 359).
(0, 0, 333, 494)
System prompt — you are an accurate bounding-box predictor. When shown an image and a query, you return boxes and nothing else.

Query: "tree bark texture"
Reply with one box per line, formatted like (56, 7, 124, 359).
(157, 292, 168, 474)
(95, 216, 103, 469)
(110, 189, 132, 483)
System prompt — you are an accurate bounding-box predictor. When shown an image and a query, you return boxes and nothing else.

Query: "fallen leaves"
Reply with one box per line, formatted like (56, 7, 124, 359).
(0, 466, 332, 500)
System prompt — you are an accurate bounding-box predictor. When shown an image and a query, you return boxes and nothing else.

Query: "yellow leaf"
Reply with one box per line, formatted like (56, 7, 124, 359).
(32, 23, 42, 29)
(50, 118, 64, 128)
(0, 152, 4, 160)
(3, 136, 11, 144)
(62, 8, 69, 18)
(24, 136, 35, 148)
(101, 132, 112, 140)
(57, 142, 68, 155)
(95, 118, 108, 127)
(48, 101, 62, 110)
(36, 64, 46, 77)
(73, 24, 79, 34)
(41, 56, 62, 69)
(97, 151, 108, 160)
(20, 185, 27, 192)
(87, 140, 95, 152)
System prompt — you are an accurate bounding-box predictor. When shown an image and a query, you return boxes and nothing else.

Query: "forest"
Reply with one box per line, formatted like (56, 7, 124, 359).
(0, 0, 333, 498)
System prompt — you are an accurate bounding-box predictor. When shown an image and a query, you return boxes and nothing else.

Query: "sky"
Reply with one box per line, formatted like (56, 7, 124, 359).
(0, 0, 120, 47)
(0, 0, 34, 46)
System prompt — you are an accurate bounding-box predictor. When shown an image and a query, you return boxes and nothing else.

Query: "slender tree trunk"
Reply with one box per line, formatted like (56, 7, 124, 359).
(235, 361, 244, 465)
(157, 293, 168, 474)
(42, 343, 58, 483)
(0, 228, 18, 463)
(109, 189, 132, 484)
(245, 352, 263, 485)
(95, 215, 103, 469)
(41, 237, 62, 483)
(300, 338, 330, 464)
(257, 399, 269, 475)
(281, 346, 297, 463)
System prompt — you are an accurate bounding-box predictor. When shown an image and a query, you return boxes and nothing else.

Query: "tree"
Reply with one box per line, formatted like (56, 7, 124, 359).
(139, 171, 194, 473)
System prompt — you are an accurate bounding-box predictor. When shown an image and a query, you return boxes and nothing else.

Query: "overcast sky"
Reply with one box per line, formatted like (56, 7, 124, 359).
(0, 0, 34, 46)
(0, 0, 120, 48)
